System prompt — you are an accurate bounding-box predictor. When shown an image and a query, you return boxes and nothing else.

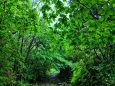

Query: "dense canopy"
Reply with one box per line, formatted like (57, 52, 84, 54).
(0, 0, 115, 86)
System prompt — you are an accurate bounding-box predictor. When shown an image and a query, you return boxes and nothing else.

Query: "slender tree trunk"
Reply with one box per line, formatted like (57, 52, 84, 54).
(25, 36, 35, 63)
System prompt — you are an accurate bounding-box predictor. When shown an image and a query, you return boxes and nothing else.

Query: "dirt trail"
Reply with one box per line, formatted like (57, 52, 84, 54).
(38, 83, 57, 86)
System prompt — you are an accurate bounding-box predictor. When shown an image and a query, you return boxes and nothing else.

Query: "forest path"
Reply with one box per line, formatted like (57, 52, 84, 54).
(38, 83, 57, 86)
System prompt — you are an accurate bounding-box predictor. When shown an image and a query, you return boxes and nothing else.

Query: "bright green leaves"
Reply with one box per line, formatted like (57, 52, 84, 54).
(0, 0, 114, 85)
(71, 59, 86, 85)
(0, 0, 41, 85)
(87, 20, 95, 27)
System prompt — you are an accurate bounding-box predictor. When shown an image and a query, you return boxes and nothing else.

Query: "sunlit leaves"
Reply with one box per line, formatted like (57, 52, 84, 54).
(0, 0, 115, 85)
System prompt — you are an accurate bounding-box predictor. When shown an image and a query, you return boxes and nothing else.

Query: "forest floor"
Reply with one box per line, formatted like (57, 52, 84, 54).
(38, 83, 57, 86)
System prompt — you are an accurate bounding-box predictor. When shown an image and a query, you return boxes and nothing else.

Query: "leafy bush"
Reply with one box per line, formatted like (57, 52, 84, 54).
(71, 59, 86, 86)
(71, 47, 115, 86)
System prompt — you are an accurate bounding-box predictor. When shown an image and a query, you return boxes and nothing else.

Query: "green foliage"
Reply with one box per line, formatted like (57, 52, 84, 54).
(71, 59, 86, 85)
(39, 0, 115, 85)
(0, 0, 114, 85)
(17, 81, 32, 86)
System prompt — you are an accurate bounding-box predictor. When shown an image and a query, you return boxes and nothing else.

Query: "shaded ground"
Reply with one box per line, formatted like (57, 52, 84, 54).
(38, 83, 71, 86)
(38, 83, 57, 86)
(30, 69, 72, 86)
